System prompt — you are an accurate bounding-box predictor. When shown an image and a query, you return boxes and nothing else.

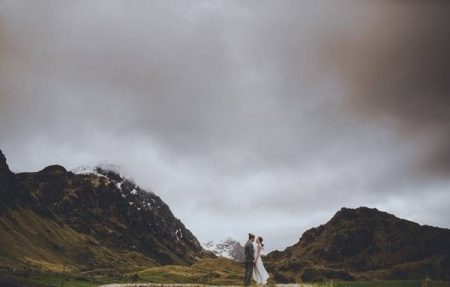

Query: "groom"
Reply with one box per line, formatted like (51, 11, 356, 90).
(243, 233, 255, 286)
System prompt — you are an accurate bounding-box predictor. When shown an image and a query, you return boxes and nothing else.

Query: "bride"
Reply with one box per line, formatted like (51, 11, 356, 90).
(252, 236, 270, 285)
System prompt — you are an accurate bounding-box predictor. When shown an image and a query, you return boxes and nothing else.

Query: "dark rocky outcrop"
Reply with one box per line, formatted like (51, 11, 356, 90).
(0, 149, 16, 205)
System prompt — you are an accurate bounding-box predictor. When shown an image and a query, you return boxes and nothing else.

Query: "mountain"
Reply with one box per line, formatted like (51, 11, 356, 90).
(265, 207, 450, 282)
(202, 238, 245, 261)
(0, 149, 208, 274)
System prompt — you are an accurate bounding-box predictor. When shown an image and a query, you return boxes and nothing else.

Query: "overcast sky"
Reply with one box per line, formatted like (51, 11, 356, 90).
(0, 1, 449, 251)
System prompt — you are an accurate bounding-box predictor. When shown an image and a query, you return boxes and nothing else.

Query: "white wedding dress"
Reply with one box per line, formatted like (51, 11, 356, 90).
(252, 242, 270, 284)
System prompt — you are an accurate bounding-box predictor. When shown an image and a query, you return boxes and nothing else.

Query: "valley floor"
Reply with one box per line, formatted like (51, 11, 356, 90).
(101, 284, 400, 287)
(2, 258, 450, 287)
(98, 282, 450, 287)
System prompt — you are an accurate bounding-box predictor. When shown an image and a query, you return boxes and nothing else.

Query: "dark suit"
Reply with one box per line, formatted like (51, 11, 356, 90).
(243, 240, 254, 286)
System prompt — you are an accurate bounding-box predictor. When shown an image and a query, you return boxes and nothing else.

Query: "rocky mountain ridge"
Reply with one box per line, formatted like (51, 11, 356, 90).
(265, 207, 450, 282)
(0, 149, 208, 273)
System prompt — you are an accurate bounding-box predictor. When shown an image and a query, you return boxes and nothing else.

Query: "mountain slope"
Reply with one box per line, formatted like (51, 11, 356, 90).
(265, 207, 450, 282)
(0, 149, 207, 274)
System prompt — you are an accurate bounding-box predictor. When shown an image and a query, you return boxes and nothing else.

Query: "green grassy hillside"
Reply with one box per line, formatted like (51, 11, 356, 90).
(0, 206, 157, 274)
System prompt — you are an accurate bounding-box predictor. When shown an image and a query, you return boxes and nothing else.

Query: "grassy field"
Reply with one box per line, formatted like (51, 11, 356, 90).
(137, 258, 244, 285)
(2, 274, 450, 287)
(0, 258, 241, 287)
(331, 281, 450, 287)
(2, 273, 450, 287)
(1, 257, 449, 287)
(0, 272, 127, 287)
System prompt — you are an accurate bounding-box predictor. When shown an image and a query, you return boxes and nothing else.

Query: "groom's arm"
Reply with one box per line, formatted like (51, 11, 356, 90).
(250, 244, 255, 263)
(244, 242, 252, 260)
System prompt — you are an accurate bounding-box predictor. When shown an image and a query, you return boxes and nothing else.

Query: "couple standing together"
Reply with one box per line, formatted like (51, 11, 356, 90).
(243, 233, 270, 286)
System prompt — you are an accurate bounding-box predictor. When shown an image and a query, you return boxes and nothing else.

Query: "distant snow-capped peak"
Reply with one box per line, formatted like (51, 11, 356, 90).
(202, 238, 245, 261)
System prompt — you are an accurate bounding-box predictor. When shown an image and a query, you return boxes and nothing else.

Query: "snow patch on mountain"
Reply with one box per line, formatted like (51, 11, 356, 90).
(71, 162, 134, 182)
(71, 163, 161, 214)
(71, 165, 106, 177)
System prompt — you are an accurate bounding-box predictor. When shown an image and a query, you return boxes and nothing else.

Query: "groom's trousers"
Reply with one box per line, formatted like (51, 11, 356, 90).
(243, 261, 253, 286)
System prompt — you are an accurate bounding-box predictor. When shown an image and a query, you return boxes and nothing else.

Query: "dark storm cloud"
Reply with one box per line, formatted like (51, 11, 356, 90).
(320, 1, 450, 174)
(0, 1, 449, 251)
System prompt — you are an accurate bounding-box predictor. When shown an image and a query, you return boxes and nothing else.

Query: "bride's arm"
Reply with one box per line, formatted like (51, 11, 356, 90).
(255, 244, 262, 262)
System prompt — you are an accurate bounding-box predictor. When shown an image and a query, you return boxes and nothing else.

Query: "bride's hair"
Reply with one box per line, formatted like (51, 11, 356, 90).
(257, 236, 264, 248)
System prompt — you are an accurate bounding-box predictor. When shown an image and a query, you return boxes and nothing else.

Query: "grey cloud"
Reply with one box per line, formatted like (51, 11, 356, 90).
(0, 1, 449, 251)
